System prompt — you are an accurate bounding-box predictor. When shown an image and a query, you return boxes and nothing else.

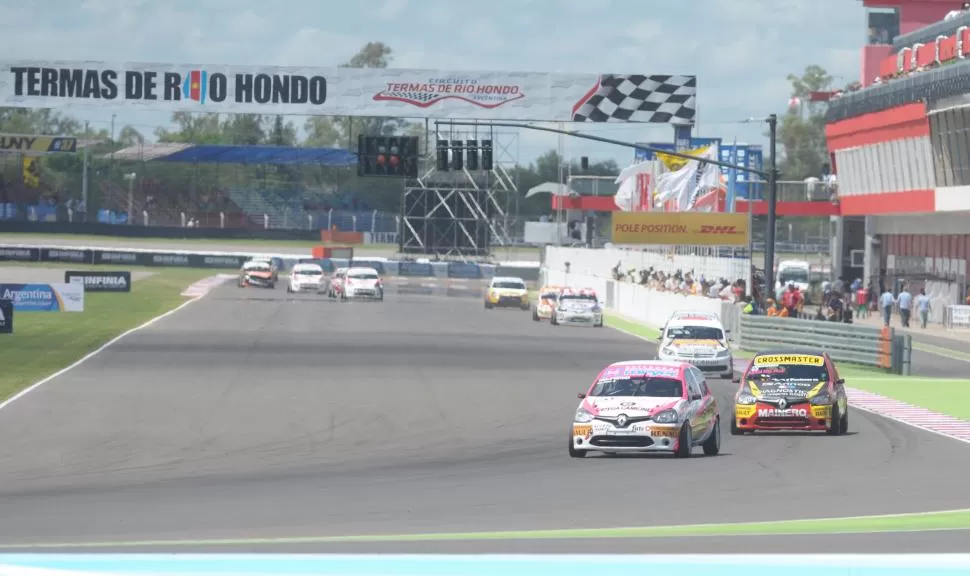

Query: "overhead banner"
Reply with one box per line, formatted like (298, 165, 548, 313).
(0, 133, 78, 153)
(0, 283, 84, 311)
(0, 61, 696, 124)
(611, 212, 750, 246)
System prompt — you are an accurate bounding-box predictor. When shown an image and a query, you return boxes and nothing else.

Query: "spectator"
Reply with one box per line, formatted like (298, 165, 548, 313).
(781, 283, 802, 317)
(879, 287, 896, 327)
(915, 289, 932, 329)
(855, 284, 869, 318)
(897, 285, 913, 327)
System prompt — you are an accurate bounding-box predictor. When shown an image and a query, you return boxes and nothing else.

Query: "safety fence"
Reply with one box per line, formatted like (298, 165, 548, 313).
(0, 243, 541, 285)
(541, 266, 911, 375)
(737, 315, 911, 375)
(943, 305, 970, 330)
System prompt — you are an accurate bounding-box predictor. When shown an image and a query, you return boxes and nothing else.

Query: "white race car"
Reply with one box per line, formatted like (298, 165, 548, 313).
(551, 288, 603, 327)
(570, 360, 721, 458)
(656, 313, 734, 379)
(287, 262, 327, 293)
(342, 267, 384, 300)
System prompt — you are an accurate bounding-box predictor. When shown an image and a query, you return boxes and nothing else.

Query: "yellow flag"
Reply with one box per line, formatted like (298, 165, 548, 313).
(22, 156, 40, 188)
(656, 144, 711, 172)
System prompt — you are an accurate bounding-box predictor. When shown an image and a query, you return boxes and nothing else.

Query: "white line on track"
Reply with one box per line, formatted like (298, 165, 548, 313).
(0, 297, 203, 414)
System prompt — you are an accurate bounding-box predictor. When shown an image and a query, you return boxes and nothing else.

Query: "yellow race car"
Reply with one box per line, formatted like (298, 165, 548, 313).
(484, 276, 530, 310)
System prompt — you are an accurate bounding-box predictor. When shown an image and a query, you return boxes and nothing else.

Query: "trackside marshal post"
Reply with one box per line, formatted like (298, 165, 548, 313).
(611, 212, 749, 247)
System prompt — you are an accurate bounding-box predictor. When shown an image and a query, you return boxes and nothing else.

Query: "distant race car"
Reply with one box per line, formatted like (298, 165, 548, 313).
(551, 288, 603, 327)
(237, 260, 276, 289)
(328, 267, 348, 298)
(532, 284, 563, 321)
(484, 276, 530, 310)
(341, 267, 384, 300)
(570, 360, 721, 458)
(248, 258, 280, 283)
(732, 348, 848, 435)
(287, 262, 327, 294)
(656, 312, 733, 378)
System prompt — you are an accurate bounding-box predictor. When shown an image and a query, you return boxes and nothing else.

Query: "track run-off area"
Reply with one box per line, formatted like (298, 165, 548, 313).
(1, 276, 970, 553)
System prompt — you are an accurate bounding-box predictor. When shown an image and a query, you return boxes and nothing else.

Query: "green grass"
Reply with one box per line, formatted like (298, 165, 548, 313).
(0, 265, 214, 402)
(604, 310, 970, 419)
(0, 233, 540, 255)
(2, 507, 968, 548)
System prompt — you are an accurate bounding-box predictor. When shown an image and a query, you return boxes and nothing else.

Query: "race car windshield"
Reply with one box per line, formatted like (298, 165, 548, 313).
(246, 265, 270, 272)
(667, 326, 723, 340)
(589, 377, 684, 398)
(349, 273, 379, 280)
(294, 269, 321, 276)
(779, 269, 809, 283)
(493, 281, 525, 289)
(540, 292, 559, 300)
(748, 362, 827, 383)
(561, 294, 596, 302)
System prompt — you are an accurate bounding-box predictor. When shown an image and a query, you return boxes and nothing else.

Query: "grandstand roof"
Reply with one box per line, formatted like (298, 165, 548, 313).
(103, 143, 357, 166)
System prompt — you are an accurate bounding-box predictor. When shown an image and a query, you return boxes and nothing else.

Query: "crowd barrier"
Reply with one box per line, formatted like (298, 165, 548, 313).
(542, 267, 911, 374)
(545, 245, 751, 283)
(0, 243, 541, 285)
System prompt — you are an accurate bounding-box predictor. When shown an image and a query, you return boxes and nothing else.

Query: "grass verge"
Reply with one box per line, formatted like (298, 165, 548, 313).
(2, 508, 968, 548)
(604, 310, 970, 419)
(0, 265, 213, 402)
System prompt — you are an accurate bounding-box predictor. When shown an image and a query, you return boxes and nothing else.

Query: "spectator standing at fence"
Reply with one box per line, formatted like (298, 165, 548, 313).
(915, 289, 932, 329)
(855, 285, 869, 318)
(897, 286, 913, 327)
(782, 283, 801, 317)
(879, 287, 896, 327)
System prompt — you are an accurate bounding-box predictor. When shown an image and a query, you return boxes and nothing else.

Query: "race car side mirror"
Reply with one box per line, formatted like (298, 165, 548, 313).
(731, 375, 741, 384)
(835, 378, 845, 385)
(577, 393, 586, 399)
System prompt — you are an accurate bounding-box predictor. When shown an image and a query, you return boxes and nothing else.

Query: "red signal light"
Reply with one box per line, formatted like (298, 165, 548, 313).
(376, 154, 386, 166)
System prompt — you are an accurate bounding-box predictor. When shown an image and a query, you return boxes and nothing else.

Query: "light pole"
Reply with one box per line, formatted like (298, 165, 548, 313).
(123, 172, 137, 224)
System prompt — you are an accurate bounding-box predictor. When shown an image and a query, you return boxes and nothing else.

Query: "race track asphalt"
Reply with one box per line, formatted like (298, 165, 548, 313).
(0, 284, 969, 551)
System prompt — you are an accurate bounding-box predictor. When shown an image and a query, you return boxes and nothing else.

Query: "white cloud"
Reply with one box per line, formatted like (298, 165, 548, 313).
(373, 0, 409, 21)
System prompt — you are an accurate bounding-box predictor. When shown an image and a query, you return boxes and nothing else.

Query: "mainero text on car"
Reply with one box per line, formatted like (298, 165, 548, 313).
(732, 349, 849, 435)
(570, 361, 720, 458)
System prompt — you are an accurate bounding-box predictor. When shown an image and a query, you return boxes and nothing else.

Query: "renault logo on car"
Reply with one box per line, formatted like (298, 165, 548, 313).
(616, 414, 628, 427)
(777, 398, 787, 409)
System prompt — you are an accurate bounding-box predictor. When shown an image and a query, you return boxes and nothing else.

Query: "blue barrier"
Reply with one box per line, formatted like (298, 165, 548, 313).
(447, 262, 483, 279)
(397, 262, 434, 277)
(97, 210, 128, 225)
(0, 203, 16, 220)
(349, 259, 386, 274)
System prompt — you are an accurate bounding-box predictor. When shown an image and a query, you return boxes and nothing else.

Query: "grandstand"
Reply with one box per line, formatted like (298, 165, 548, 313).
(101, 143, 399, 239)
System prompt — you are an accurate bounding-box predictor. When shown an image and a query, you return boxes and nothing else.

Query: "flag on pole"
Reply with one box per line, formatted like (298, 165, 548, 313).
(653, 144, 721, 211)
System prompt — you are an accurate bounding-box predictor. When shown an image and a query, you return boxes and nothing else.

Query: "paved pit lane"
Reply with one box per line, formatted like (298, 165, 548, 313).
(0, 283, 968, 550)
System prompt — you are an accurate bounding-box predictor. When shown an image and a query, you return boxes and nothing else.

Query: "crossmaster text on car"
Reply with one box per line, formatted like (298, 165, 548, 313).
(484, 276, 530, 310)
(732, 348, 849, 435)
(551, 288, 603, 327)
(656, 311, 733, 378)
(570, 360, 720, 458)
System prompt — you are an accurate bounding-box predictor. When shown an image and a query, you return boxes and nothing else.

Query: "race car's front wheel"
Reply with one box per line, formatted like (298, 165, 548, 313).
(827, 406, 845, 435)
(702, 418, 721, 456)
(730, 418, 745, 436)
(841, 409, 849, 433)
(568, 437, 587, 458)
(532, 309, 540, 322)
(674, 425, 692, 458)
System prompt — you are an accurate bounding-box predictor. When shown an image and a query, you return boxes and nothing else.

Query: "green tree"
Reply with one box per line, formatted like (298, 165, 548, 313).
(155, 112, 226, 144)
(304, 42, 408, 148)
(776, 64, 832, 181)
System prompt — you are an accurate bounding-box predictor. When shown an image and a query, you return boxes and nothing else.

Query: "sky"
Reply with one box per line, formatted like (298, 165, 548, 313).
(0, 0, 865, 168)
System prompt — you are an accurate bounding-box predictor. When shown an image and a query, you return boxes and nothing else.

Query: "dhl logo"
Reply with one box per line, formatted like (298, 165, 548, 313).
(699, 225, 742, 235)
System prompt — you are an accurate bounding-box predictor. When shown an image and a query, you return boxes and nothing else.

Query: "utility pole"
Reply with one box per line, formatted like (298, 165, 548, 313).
(764, 114, 779, 301)
(81, 121, 89, 210)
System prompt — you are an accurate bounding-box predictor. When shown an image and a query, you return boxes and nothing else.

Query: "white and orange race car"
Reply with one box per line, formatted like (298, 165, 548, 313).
(532, 284, 564, 321)
(551, 287, 604, 327)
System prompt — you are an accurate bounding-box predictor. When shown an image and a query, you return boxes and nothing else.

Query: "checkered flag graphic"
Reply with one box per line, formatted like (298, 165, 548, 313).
(572, 75, 696, 123)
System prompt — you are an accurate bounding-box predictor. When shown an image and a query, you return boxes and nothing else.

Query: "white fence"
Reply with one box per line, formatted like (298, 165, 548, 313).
(544, 246, 750, 283)
(542, 268, 741, 341)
